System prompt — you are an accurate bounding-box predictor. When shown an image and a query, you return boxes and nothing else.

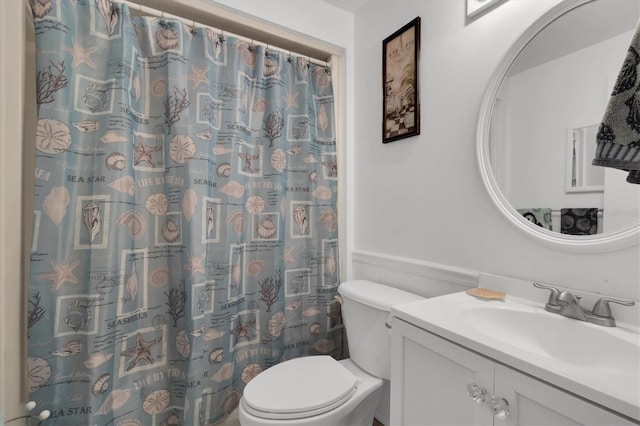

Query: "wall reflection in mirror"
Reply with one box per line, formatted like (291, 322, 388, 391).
(489, 0, 640, 235)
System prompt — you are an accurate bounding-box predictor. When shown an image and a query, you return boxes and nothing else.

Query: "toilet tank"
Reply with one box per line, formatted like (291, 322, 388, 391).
(337, 280, 424, 380)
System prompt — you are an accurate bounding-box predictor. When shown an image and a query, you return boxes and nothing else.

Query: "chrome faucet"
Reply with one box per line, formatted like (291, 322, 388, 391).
(533, 282, 635, 327)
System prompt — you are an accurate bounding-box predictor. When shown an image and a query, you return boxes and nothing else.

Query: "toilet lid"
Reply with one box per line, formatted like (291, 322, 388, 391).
(242, 355, 359, 420)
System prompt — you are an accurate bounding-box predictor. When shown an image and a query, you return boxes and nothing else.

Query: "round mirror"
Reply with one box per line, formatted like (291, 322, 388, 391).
(477, 0, 640, 252)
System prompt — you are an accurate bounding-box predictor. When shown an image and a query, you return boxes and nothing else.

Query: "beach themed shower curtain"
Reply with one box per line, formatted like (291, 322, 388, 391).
(27, 1, 342, 424)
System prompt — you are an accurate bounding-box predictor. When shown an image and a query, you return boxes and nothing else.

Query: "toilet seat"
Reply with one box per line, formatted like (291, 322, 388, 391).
(241, 356, 359, 420)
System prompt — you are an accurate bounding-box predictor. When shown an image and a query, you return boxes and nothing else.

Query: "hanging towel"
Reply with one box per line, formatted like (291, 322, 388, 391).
(516, 208, 552, 230)
(560, 208, 599, 235)
(593, 22, 640, 184)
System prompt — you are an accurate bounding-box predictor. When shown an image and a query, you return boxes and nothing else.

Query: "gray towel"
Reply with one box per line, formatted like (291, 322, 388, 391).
(593, 22, 640, 184)
(560, 208, 599, 235)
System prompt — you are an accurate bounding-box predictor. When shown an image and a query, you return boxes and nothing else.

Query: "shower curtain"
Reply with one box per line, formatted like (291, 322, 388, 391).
(27, 1, 342, 425)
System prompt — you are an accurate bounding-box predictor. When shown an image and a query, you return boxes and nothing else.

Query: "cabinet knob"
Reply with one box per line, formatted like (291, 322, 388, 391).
(488, 397, 510, 419)
(466, 382, 487, 404)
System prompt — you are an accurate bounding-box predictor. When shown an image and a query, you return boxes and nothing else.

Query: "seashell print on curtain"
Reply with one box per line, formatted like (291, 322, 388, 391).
(27, 1, 342, 424)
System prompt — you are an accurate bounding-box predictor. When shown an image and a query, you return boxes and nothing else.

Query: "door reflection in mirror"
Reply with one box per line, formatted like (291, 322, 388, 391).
(568, 125, 604, 192)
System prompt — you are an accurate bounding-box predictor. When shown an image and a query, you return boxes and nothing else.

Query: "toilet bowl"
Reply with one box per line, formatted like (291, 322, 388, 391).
(238, 280, 424, 426)
(238, 357, 382, 425)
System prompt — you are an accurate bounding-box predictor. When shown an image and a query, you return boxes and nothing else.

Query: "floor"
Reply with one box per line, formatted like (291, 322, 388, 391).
(218, 409, 240, 426)
(218, 409, 385, 426)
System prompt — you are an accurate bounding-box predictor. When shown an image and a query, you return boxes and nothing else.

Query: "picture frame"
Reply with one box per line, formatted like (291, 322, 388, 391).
(382, 16, 420, 143)
(466, 0, 508, 20)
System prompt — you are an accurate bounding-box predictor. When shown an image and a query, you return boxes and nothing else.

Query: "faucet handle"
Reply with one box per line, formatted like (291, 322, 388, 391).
(591, 297, 636, 318)
(533, 282, 561, 306)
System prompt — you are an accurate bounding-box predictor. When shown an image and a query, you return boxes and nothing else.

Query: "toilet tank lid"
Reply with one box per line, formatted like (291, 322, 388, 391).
(338, 280, 424, 311)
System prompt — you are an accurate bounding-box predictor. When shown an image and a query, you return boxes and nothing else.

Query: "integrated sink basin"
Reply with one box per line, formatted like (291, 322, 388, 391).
(391, 289, 640, 421)
(461, 304, 640, 378)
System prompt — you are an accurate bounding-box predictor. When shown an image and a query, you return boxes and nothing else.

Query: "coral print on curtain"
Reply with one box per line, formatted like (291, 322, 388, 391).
(27, 1, 342, 425)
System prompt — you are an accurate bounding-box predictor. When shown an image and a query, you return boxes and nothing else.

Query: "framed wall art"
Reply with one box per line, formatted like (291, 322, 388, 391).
(382, 16, 420, 143)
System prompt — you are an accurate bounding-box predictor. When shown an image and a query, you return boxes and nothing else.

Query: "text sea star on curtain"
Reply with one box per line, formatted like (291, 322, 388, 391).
(27, 1, 342, 424)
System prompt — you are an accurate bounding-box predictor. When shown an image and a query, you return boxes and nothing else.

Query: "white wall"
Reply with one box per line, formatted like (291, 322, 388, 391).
(353, 0, 640, 300)
(604, 167, 640, 232)
(503, 31, 632, 214)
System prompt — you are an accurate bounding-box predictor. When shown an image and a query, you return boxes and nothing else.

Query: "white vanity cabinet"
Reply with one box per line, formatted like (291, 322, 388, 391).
(390, 318, 636, 426)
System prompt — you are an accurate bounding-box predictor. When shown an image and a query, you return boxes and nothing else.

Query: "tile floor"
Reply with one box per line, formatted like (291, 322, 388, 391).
(218, 409, 240, 426)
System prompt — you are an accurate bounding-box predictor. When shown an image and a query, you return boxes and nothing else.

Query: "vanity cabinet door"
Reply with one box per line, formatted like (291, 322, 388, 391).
(391, 318, 494, 426)
(494, 364, 636, 426)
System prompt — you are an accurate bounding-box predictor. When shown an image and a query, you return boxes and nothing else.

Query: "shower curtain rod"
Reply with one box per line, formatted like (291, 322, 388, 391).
(111, 0, 330, 67)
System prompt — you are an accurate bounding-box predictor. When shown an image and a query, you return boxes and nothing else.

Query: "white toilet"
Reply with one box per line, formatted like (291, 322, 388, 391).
(238, 280, 424, 425)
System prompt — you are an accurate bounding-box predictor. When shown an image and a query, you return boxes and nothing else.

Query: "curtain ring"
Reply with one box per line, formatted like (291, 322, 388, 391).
(287, 50, 293, 63)
(307, 56, 311, 69)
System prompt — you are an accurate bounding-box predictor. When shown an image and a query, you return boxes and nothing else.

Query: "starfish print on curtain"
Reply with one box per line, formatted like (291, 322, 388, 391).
(27, 1, 343, 425)
(120, 332, 161, 371)
(37, 259, 81, 291)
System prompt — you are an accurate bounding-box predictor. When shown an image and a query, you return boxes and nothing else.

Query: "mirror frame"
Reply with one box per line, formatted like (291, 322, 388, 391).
(476, 0, 640, 253)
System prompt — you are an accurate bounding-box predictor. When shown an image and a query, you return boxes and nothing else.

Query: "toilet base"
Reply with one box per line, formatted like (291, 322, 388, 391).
(238, 359, 383, 426)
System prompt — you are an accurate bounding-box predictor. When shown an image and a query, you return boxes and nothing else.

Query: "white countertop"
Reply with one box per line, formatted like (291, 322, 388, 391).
(391, 291, 640, 422)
